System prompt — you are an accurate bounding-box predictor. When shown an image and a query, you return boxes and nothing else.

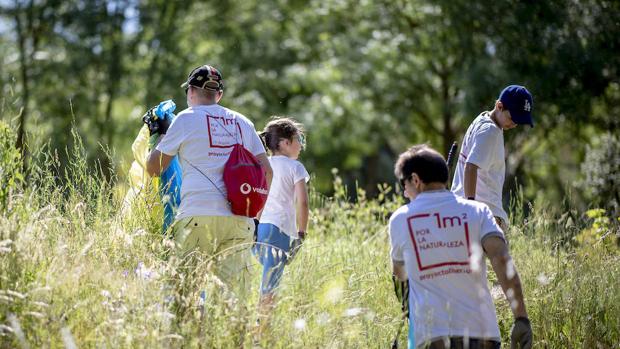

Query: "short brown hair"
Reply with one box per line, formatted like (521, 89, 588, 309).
(191, 86, 220, 100)
(394, 144, 448, 184)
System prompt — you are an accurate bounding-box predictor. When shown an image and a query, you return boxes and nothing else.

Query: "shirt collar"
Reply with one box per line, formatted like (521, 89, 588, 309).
(416, 189, 453, 198)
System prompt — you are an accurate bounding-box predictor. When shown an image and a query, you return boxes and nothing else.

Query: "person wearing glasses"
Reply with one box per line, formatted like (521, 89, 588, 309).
(146, 64, 273, 303)
(254, 116, 310, 335)
(390, 144, 532, 349)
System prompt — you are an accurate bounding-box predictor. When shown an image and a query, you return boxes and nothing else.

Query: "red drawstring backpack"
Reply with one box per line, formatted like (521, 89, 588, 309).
(223, 142, 269, 217)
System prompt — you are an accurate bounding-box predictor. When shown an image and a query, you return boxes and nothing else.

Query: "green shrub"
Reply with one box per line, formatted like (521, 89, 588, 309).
(581, 132, 620, 216)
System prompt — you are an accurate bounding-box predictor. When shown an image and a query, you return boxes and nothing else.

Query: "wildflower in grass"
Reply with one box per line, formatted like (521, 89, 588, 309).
(324, 281, 344, 305)
(134, 261, 158, 280)
(315, 312, 330, 326)
(344, 307, 364, 317)
(294, 318, 306, 331)
(536, 273, 550, 286)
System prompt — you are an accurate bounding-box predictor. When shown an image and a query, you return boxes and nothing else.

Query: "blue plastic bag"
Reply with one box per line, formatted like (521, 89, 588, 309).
(154, 100, 182, 233)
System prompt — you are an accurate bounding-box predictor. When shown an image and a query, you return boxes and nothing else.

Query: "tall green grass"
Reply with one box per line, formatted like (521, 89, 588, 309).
(1, 122, 618, 348)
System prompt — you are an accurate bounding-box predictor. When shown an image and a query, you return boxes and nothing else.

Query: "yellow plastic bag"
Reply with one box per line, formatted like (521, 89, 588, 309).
(121, 125, 162, 221)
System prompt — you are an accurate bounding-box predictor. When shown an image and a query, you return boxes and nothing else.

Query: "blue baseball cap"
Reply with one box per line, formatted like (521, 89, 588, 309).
(499, 85, 534, 127)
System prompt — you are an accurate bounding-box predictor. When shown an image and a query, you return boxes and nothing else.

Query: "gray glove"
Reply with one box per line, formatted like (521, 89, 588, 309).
(286, 235, 304, 265)
(510, 317, 532, 349)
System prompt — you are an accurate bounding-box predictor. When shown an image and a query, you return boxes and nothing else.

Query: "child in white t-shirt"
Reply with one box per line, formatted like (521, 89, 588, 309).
(254, 116, 309, 330)
(451, 85, 534, 230)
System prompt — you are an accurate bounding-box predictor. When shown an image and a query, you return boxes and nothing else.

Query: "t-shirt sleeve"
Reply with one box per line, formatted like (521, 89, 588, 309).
(156, 116, 185, 156)
(389, 215, 405, 263)
(480, 204, 505, 242)
(293, 161, 310, 184)
(466, 126, 500, 170)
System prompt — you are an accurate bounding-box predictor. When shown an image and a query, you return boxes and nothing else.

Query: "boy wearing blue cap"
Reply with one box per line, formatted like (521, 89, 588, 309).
(451, 85, 534, 230)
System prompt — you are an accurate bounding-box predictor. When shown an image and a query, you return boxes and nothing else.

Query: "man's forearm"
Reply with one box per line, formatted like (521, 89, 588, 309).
(464, 162, 478, 199)
(491, 254, 528, 318)
(146, 147, 173, 177)
(255, 153, 273, 187)
(393, 262, 407, 281)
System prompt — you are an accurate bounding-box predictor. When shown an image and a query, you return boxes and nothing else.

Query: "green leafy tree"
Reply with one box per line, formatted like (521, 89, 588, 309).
(580, 133, 620, 215)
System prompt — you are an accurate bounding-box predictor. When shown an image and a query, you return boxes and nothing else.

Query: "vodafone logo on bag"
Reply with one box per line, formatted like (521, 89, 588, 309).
(240, 183, 252, 194)
(239, 182, 268, 195)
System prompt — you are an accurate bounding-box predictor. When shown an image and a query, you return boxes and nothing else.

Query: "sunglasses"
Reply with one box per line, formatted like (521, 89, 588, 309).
(295, 134, 306, 150)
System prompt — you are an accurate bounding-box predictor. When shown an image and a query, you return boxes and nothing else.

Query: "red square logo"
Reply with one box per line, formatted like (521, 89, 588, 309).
(406, 213, 471, 271)
(206, 115, 243, 148)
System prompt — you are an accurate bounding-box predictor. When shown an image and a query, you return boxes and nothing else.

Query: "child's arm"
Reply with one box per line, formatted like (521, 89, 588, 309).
(464, 162, 479, 199)
(295, 180, 309, 238)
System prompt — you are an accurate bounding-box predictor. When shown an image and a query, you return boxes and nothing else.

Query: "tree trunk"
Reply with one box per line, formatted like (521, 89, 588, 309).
(99, 6, 125, 180)
(440, 70, 455, 156)
(14, 6, 29, 154)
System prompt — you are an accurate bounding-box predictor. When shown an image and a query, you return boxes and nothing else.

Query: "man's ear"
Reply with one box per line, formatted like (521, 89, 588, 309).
(411, 173, 421, 187)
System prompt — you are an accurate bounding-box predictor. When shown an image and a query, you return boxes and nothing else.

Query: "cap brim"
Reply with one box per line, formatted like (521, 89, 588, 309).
(180, 81, 189, 89)
(511, 111, 534, 127)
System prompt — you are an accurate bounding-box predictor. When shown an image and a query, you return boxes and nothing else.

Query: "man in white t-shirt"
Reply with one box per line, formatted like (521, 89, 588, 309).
(451, 85, 534, 230)
(146, 64, 273, 299)
(390, 145, 532, 349)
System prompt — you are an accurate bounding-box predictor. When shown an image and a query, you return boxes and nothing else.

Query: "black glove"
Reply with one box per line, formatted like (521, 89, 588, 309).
(253, 218, 259, 245)
(142, 106, 171, 136)
(510, 317, 532, 349)
(392, 275, 409, 317)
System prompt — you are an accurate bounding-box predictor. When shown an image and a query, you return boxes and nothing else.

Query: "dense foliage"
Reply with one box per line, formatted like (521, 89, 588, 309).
(1, 0, 619, 205)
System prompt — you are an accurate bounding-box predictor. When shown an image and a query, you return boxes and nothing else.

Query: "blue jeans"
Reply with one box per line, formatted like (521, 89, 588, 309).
(253, 223, 291, 295)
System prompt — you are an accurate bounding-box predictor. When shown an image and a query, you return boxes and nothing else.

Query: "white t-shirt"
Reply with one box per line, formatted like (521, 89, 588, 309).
(451, 112, 508, 221)
(260, 155, 309, 238)
(156, 104, 266, 219)
(389, 190, 505, 347)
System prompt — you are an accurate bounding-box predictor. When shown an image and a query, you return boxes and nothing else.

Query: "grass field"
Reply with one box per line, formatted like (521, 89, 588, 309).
(1, 124, 619, 348)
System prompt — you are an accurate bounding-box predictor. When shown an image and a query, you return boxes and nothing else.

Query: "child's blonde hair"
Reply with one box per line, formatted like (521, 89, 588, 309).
(260, 116, 305, 153)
